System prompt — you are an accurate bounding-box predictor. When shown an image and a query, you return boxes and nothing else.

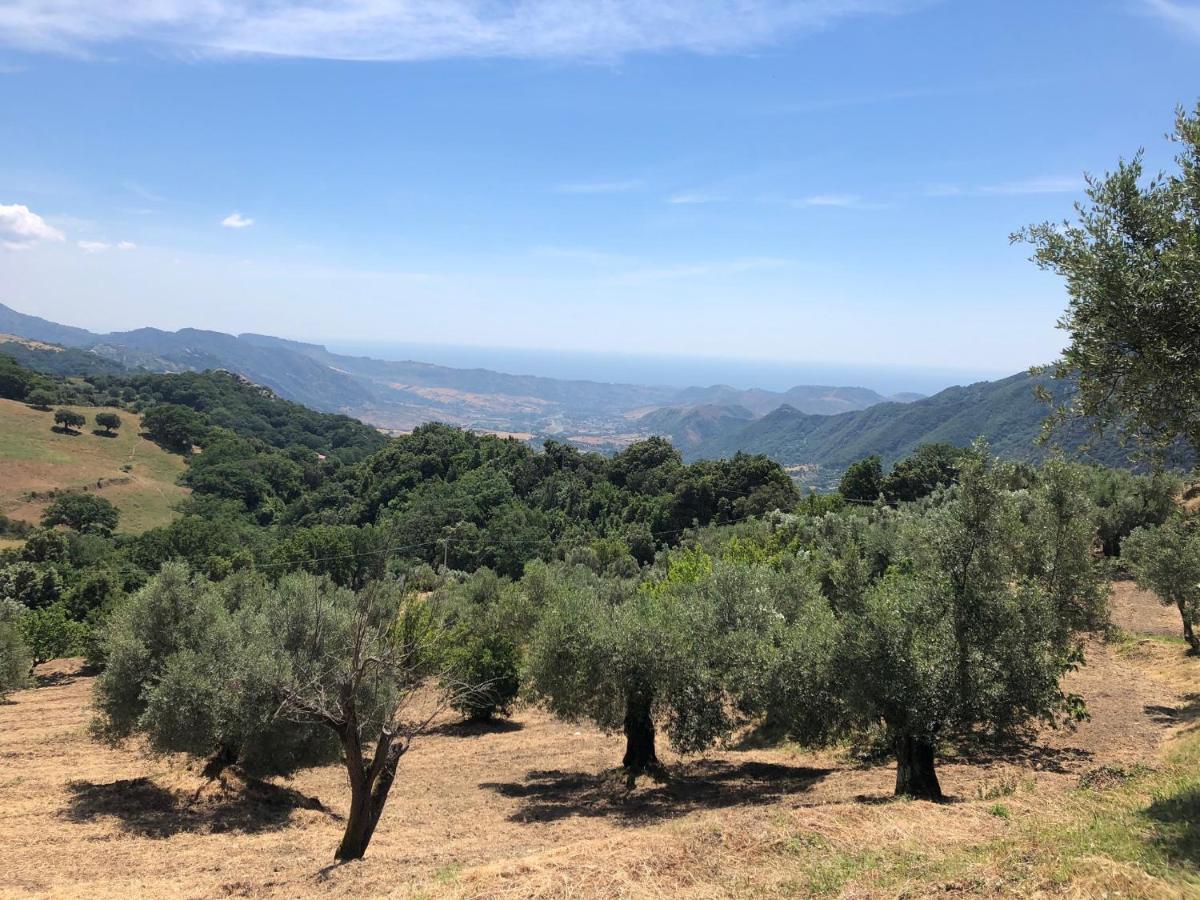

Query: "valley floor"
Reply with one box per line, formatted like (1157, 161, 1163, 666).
(0, 582, 1197, 898)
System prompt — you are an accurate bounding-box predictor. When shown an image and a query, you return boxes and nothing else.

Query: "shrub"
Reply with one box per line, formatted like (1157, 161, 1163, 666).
(21, 603, 89, 666)
(26, 388, 57, 411)
(442, 629, 520, 722)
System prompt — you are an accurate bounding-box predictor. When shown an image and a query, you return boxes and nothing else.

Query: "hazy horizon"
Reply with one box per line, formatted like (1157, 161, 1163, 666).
(323, 338, 1012, 396)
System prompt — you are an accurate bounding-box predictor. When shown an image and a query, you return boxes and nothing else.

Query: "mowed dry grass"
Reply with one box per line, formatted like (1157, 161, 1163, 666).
(0, 586, 1197, 899)
(0, 399, 188, 534)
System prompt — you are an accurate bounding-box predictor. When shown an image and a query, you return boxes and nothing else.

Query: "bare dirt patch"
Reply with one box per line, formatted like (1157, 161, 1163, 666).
(0, 586, 1195, 898)
(1111, 577, 1186, 640)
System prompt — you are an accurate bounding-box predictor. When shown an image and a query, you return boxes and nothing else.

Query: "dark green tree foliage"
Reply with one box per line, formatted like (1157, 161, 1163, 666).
(1015, 104, 1200, 456)
(19, 528, 69, 564)
(26, 388, 57, 411)
(1123, 517, 1200, 653)
(0, 601, 32, 696)
(337, 424, 797, 578)
(0, 354, 35, 400)
(53, 408, 86, 433)
(21, 603, 89, 666)
(94, 411, 121, 434)
(141, 403, 208, 452)
(838, 455, 883, 503)
(881, 443, 965, 502)
(41, 492, 120, 535)
(835, 448, 1089, 799)
(441, 629, 520, 722)
(126, 504, 269, 574)
(0, 560, 64, 608)
(1085, 467, 1179, 557)
(100, 370, 386, 463)
(269, 524, 388, 589)
(0, 515, 32, 540)
(181, 430, 306, 515)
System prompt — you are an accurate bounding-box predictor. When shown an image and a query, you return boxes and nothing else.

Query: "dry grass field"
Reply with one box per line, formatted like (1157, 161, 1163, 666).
(0, 398, 188, 534)
(0, 583, 1197, 899)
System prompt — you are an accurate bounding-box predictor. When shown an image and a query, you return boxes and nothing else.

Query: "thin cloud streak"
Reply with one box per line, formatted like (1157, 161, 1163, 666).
(554, 179, 643, 195)
(926, 176, 1085, 198)
(1140, 0, 1200, 39)
(0, 1, 931, 61)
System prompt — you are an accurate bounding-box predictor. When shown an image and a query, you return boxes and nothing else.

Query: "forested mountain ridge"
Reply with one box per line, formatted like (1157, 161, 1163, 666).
(691, 371, 1191, 488)
(0, 303, 906, 442)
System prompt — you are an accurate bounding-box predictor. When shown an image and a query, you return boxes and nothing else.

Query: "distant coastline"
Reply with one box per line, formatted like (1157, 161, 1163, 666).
(322, 339, 1009, 397)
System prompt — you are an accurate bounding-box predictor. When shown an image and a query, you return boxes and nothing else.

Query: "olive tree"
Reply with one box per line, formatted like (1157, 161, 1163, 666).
(525, 557, 803, 780)
(1015, 104, 1200, 456)
(1122, 518, 1200, 653)
(0, 601, 31, 697)
(1019, 458, 1110, 637)
(94, 563, 462, 861)
(837, 448, 1089, 800)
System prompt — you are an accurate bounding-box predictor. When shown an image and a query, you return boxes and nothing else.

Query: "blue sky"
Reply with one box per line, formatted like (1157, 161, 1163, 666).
(0, 0, 1198, 385)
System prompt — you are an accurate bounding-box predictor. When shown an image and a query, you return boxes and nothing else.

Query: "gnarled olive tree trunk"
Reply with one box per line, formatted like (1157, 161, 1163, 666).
(893, 732, 943, 801)
(622, 686, 659, 776)
(1176, 600, 1199, 654)
(334, 724, 407, 861)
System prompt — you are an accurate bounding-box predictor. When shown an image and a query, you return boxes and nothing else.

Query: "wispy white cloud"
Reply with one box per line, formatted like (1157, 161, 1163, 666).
(928, 175, 1084, 198)
(77, 240, 110, 253)
(121, 181, 164, 203)
(0, 203, 65, 250)
(799, 193, 862, 207)
(554, 179, 643, 195)
(0, 1, 930, 61)
(1140, 0, 1200, 39)
(221, 211, 253, 228)
(979, 175, 1084, 196)
(667, 191, 723, 205)
(117, 240, 137, 250)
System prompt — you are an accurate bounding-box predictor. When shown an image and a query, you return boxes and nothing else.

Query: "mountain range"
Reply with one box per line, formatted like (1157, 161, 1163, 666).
(0, 302, 913, 443)
(0, 302, 1177, 486)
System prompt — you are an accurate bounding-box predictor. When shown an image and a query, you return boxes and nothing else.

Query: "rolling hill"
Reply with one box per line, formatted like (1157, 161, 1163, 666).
(0, 399, 189, 533)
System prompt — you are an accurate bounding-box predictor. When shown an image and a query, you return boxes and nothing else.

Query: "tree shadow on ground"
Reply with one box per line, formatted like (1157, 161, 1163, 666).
(481, 759, 831, 825)
(90, 429, 118, 438)
(1144, 787, 1200, 870)
(941, 729, 1095, 775)
(63, 775, 340, 838)
(33, 669, 80, 688)
(50, 427, 81, 436)
(1145, 694, 1200, 729)
(430, 717, 525, 738)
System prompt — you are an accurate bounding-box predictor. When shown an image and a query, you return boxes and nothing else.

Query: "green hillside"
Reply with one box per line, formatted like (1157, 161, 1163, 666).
(692, 372, 1187, 488)
(0, 399, 189, 533)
